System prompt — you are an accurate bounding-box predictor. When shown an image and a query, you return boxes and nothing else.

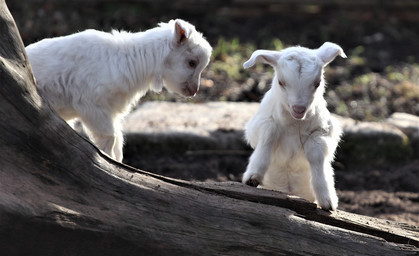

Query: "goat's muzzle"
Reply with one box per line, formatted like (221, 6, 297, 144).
(292, 105, 307, 119)
(182, 83, 199, 97)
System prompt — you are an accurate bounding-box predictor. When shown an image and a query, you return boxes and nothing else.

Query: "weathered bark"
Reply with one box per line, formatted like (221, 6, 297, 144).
(0, 1, 418, 255)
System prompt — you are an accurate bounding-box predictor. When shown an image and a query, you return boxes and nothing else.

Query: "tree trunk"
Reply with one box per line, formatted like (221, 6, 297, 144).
(0, 1, 418, 255)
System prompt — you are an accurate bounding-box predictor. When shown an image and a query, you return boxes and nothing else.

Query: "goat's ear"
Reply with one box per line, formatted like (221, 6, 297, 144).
(174, 19, 192, 44)
(243, 50, 281, 69)
(316, 42, 347, 66)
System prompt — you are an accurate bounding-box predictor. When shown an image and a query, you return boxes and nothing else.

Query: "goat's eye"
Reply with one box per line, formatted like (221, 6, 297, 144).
(314, 81, 321, 89)
(188, 60, 197, 68)
(278, 80, 286, 88)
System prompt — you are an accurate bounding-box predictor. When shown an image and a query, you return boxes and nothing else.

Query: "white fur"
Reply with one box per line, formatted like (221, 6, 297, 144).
(242, 42, 346, 211)
(26, 19, 212, 161)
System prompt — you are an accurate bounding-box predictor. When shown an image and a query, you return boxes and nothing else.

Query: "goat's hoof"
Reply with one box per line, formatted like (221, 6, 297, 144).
(317, 196, 338, 212)
(245, 178, 260, 187)
(319, 204, 334, 212)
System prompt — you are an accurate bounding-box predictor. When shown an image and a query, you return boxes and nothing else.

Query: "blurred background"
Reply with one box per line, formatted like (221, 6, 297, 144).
(8, 1, 419, 225)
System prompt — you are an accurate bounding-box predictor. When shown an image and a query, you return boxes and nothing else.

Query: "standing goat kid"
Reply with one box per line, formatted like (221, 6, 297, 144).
(242, 42, 346, 211)
(26, 19, 212, 162)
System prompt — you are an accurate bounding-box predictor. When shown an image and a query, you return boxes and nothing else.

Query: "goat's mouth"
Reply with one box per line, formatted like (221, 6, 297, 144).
(182, 83, 199, 97)
(291, 111, 305, 120)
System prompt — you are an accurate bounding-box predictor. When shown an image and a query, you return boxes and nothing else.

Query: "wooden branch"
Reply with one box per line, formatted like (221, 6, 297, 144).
(0, 1, 417, 255)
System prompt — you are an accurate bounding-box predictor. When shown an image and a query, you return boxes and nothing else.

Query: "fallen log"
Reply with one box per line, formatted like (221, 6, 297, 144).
(0, 1, 417, 255)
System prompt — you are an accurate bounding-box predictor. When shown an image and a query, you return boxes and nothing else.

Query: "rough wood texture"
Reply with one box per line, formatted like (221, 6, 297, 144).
(0, 1, 418, 255)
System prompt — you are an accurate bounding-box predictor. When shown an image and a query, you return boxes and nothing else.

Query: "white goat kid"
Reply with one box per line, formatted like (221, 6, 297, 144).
(26, 19, 212, 162)
(242, 42, 346, 211)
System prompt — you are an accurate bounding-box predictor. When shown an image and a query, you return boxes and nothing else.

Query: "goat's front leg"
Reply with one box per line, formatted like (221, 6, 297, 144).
(78, 110, 121, 161)
(93, 133, 118, 160)
(242, 127, 276, 187)
(304, 137, 338, 211)
(112, 126, 124, 162)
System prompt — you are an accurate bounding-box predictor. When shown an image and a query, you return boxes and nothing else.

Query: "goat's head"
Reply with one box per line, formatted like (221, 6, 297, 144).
(162, 19, 212, 97)
(244, 42, 346, 120)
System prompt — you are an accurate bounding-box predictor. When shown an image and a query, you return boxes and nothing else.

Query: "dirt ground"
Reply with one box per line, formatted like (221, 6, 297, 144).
(336, 161, 419, 225)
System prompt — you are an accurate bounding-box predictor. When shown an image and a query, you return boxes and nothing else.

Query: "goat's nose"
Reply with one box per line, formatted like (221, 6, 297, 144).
(292, 105, 306, 114)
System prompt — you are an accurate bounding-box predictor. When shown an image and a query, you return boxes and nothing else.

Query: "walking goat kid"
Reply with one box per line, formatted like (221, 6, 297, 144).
(242, 42, 346, 211)
(26, 19, 212, 161)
